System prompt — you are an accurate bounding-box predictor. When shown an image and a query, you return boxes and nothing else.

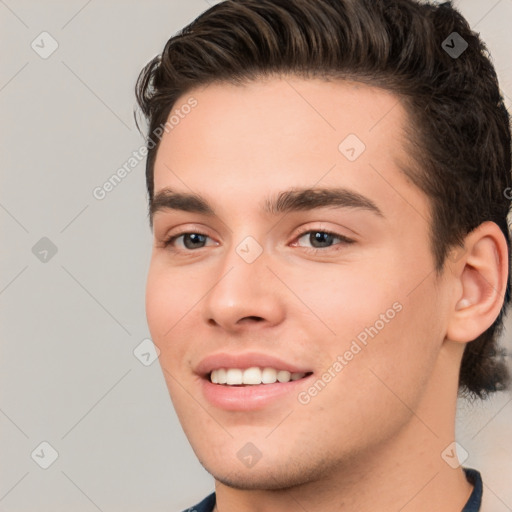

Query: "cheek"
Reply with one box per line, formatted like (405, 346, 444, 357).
(145, 268, 195, 408)
(145, 260, 218, 386)
(146, 257, 205, 327)
(145, 266, 170, 340)
(293, 257, 441, 388)
(145, 264, 190, 357)
(335, 282, 442, 413)
(287, 260, 403, 344)
(296, 299, 440, 444)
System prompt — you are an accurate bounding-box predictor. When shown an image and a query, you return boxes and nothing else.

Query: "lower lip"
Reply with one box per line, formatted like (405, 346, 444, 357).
(201, 375, 313, 411)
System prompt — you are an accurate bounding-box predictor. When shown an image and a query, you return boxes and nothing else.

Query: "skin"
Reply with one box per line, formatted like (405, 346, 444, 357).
(145, 76, 508, 512)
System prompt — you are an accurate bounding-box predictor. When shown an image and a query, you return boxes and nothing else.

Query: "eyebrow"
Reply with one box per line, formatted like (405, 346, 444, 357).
(149, 186, 383, 227)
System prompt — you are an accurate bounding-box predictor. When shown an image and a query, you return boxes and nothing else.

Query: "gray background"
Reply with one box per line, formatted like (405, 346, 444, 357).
(1, 1, 511, 511)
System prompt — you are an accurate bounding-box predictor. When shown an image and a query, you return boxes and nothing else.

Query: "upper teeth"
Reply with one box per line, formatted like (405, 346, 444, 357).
(210, 367, 306, 385)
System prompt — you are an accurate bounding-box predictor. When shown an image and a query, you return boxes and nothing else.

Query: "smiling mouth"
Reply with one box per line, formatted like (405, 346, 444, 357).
(209, 367, 313, 386)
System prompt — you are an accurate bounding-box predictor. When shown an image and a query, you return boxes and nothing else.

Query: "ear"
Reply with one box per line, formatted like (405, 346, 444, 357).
(446, 221, 509, 343)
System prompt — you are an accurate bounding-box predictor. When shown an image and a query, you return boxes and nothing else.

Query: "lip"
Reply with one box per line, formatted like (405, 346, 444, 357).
(201, 376, 314, 411)
(196, 352, 314, 411)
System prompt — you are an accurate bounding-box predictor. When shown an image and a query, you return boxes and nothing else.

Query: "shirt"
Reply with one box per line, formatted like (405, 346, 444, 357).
(182, 466, 483, 512)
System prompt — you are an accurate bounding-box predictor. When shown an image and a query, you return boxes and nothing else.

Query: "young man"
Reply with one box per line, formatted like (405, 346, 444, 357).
(135, 0, 511, 510)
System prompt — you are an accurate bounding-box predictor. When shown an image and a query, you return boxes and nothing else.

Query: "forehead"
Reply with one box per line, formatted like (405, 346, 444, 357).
(152, 76, 426, 223)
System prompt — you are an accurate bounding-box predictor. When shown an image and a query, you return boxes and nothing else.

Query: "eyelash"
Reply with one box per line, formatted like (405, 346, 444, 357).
(161, 228, 355, 254)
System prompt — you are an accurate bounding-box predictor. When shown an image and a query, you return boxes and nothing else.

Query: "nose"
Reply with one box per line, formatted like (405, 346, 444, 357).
(202, 242, 286, 332)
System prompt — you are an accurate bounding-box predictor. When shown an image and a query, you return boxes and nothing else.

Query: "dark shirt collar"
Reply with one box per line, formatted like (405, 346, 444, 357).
(186, 466, 483, 512)
(462, 467, 483, 512)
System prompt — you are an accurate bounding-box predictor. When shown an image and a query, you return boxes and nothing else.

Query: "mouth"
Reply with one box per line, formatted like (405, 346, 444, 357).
(208, 367, 313, 386)
(196, 352, 315, 410)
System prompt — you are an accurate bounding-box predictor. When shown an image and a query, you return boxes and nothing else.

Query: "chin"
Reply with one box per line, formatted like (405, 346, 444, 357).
(197, 455, 328, 491)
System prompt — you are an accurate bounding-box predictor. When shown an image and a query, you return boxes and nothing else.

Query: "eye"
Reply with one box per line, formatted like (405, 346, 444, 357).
(160, 228, 354, 254)
(294, 229, 354, 251)
(163, 232, 214, 250)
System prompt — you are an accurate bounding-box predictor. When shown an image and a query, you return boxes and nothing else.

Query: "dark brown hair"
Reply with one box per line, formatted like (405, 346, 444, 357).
(135, 0, 512, 400)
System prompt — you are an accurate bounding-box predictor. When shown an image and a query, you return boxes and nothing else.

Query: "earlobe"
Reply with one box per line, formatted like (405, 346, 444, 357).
(446, 221, 508, 344)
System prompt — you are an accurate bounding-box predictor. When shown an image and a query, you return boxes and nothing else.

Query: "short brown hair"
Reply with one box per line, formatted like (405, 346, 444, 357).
(135, 0, 512, 399)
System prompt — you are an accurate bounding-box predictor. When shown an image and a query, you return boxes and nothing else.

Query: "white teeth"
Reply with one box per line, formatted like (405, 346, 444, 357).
(277, 370, 291, 383)
(243, 367, 262, 384)
(261, 368, 277, 383)
(216, 368, 227, 384)
(226, 368, 243, 385)
(209, 367, 307, 385)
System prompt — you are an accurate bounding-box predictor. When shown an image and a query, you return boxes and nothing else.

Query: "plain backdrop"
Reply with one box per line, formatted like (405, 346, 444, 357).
(1, 1, 511, 511)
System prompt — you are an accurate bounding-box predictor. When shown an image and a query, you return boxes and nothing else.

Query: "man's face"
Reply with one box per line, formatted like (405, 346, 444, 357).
(146, 77, 453, 489)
